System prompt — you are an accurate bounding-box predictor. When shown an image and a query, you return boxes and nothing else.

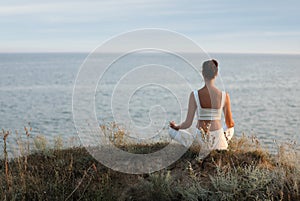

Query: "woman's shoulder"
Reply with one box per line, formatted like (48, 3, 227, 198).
(223, 91, 231, 96)
(224, 92, 232, 106)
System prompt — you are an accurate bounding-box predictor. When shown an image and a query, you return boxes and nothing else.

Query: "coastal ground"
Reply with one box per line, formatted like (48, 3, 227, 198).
(1, 128, 299, 201)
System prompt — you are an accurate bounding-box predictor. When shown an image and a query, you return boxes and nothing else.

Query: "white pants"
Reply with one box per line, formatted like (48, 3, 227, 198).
(169, 127, 234, 150)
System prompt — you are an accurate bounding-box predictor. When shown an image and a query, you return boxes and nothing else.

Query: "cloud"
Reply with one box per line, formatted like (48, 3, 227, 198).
(0, 1, 170, 16)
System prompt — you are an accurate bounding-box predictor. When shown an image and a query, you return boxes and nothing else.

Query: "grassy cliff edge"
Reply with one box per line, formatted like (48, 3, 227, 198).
(1, 129, 299, 200)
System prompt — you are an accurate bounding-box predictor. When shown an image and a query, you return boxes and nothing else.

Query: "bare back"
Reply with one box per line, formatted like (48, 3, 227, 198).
(197, 86, 223, 131)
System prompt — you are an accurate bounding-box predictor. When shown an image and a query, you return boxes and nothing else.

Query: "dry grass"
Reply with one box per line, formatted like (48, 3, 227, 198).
(0, 126, 299, 200)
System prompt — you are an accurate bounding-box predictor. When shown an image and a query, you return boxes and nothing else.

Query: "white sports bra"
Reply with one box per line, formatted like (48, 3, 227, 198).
(193, 90, 226, 120)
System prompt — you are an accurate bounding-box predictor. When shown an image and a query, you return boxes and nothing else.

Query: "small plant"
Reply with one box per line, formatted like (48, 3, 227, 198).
(33, 135, 48, 152)
(54, 135, 64, 150)
(123, 171, 176, 201)
(2, 130, 11, 193)
(100, 122, 126, 146)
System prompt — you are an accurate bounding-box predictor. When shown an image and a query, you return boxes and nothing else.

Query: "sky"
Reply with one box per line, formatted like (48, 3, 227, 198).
(1, 0, 300, 54)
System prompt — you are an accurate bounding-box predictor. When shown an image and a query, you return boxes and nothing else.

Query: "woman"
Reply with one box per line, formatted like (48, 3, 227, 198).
(169, 59, 235, 151)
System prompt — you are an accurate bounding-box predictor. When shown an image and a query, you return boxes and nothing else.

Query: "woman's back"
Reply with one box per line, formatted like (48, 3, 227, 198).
(198, 87, 222, 109)
(196, 86, 224, 131)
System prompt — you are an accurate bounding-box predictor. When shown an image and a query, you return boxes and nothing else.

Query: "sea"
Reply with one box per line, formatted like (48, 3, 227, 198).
(0, 52, 299, 153)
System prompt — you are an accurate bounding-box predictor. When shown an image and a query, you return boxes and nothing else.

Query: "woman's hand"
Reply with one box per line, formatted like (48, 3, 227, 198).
(169, 121, 180, 131)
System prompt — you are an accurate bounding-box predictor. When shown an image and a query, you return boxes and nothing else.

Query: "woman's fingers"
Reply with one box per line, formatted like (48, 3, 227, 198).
(169, 121, 179, 130)
(170, 121, 176, 127)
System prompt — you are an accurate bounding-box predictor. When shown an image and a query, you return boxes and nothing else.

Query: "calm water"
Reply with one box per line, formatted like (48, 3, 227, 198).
(0, 53, 299, 152)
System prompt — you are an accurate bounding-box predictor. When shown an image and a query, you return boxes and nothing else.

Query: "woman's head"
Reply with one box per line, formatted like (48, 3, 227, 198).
(202, 59, 218, 80)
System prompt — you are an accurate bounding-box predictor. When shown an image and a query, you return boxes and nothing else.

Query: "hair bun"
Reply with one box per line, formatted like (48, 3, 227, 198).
(211, 59, 218, 68)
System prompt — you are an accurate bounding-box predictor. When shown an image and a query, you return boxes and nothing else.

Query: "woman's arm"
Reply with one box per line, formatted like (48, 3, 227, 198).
(170, 92, 196, 130)
(223, 93, 235, 128)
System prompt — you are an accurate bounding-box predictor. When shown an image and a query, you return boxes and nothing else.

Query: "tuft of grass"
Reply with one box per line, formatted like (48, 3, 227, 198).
(121, 171, 177, 201)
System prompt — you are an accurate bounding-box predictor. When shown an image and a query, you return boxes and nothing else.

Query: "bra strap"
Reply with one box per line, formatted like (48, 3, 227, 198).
(193, 90, 201, 117)
(221, 91, 226, 108)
